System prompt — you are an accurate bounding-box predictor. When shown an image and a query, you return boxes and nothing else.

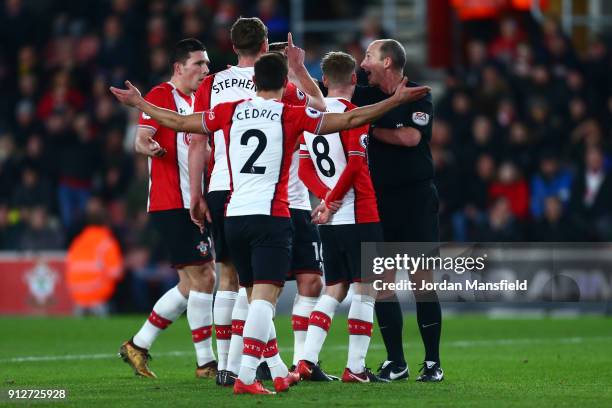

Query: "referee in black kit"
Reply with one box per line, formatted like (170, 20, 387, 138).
(353, 39, 443, 382)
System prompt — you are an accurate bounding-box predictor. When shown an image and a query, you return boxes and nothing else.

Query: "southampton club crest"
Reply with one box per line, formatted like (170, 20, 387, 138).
(197, 239, 210, 257)
(24, 262, 58, 307)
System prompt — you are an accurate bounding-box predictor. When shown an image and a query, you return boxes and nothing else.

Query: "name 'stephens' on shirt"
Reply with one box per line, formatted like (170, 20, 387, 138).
(212, 77, 256, 94)
(234, 107, 280, 121)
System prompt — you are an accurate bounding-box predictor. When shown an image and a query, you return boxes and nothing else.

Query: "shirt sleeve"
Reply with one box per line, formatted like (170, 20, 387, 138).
(201, 101, 237, 134)
(298, 134, 330, 200)
(138, 86, 172, 134)
(281, 82, 308, 107)
(325, 125, 369, 205)
(284, 105, 324, 136)
(194, 75, 213, 112)
(404, 95, 433, 140)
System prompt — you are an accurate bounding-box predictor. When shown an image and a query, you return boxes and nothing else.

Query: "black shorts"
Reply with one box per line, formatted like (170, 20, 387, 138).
(225, 215, 292, 288)
(287, 208, 323, 280)
(206, 190, 230, 262)
(376, 181, 440, 242)
(149, 209, 214, 268)
(318, 222, 383, 285)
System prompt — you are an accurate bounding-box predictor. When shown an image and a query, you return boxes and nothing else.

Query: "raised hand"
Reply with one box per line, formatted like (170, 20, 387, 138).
(393, 77, 430, 104)
(285, 32, 305, 71)
(110, 80, 143, 107)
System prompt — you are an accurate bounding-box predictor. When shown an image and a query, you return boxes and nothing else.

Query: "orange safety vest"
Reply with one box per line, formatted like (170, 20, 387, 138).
(66, 226, 123, 307)
(451, 0, 504, 20)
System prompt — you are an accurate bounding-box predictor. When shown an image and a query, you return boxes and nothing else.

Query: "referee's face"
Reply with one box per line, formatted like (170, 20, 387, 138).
(361, 41, 385, 87)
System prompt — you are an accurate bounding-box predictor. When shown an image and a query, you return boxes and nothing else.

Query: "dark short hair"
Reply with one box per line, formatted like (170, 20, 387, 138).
(321, 51, 356, 86)
(268, 42, 288, 52)
(253, 53, 287, 91)
(231, 17, 268, 57)
(170, 38, 206, 70)
(378, 39, 406, 70)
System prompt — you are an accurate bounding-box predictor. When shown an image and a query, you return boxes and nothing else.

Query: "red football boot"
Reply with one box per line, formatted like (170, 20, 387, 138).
(233, 379, 275, 395)
(341, 367, 390, 383)
(273, 371, 300, 392)
(296, 360, 314, 380)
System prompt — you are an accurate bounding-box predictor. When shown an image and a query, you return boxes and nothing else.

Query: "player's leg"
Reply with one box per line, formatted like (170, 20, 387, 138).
(213, 263, 238, 379)
(235, 283, 282, 394)
(289, 209, 323, 367)
(225, 286, 248, 383)
(341, 223, 388, 383)
(292, 273, 321, 367)
(300, 282, 348, 368)
(233, 216, 296, 395)
(296, 225, 346, 381)
(120, 210, 192, 378)
(184, 261, 218, 378)
(207, 190, 239, 379)
(120, 271, 189, 378)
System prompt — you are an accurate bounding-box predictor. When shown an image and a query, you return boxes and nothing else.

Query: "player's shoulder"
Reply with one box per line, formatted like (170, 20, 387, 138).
(146, 82, 173, 98)
(407, 80, 432, 104)
(323, 97, 354, 114)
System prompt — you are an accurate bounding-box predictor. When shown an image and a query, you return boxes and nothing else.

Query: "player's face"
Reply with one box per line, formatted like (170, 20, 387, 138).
(181, 51, 210, 91)
(361, 42, 384, 86)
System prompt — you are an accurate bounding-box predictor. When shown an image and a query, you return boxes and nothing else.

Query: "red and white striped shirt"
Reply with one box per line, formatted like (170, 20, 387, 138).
(200, 98, 323, 217)
(299, 97, 379, 224)
(194, 66, 311, 210)
(138, 82, 196, 212)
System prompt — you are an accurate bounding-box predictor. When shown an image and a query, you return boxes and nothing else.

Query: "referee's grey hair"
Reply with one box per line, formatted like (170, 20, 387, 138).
(377, 39, 406, 71)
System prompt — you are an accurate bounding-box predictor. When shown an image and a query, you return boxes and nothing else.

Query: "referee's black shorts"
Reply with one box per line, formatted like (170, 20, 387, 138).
(149, 209, 214, 268)
(206, 190, 230, 262)
(375, 181, 440, 243)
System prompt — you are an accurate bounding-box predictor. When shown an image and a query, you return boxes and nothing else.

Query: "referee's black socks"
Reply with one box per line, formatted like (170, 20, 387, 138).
(415, 290, 442, 364)
(375, 294, 406, 365)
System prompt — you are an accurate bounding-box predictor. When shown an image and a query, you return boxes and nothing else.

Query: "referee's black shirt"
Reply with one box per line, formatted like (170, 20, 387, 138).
(351, 81, 434, 192)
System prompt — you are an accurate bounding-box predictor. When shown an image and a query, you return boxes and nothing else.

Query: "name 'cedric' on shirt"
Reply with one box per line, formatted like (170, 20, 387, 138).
(235, 107, 280, 121)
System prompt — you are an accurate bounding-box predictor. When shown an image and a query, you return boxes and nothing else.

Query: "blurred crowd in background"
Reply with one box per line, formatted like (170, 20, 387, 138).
(0, 0, 611, 310)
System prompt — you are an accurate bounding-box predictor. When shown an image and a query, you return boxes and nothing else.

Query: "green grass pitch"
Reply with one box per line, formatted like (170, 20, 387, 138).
(1, 314, 611, 407)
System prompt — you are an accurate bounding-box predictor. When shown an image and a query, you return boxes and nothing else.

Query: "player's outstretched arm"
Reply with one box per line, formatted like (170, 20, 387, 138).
(316, 78, 430, 135)
(110, 81, 204, 134)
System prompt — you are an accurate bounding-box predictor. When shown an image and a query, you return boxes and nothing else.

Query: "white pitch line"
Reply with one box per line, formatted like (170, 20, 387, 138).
(2, 336, 611, 364)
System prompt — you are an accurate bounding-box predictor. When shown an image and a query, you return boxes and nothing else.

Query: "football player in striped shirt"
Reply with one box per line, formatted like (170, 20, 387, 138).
(187, 18, 325, 386)
(118, 39, 217, 380)
(296, 51, 386, 383)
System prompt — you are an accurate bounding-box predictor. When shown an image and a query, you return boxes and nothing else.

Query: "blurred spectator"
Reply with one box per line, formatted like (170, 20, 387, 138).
(568, 146, 612, 241)
(473, 197, 521, 242)
(530, 152, 572, 219)
(452, 153, 496, 241)
(36, 70, 85, 120)
(0, 134, 23, 199)
(55, 113, 101, 228)
(0, 201, 23, 250)
(489, 17, 524, 64)
(489, 161, 529, 221)
(11, 166, 53, 210)
(17, 206, 63, 250)
(529, 196, 574, 242)
(504, 121, 534, 174)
